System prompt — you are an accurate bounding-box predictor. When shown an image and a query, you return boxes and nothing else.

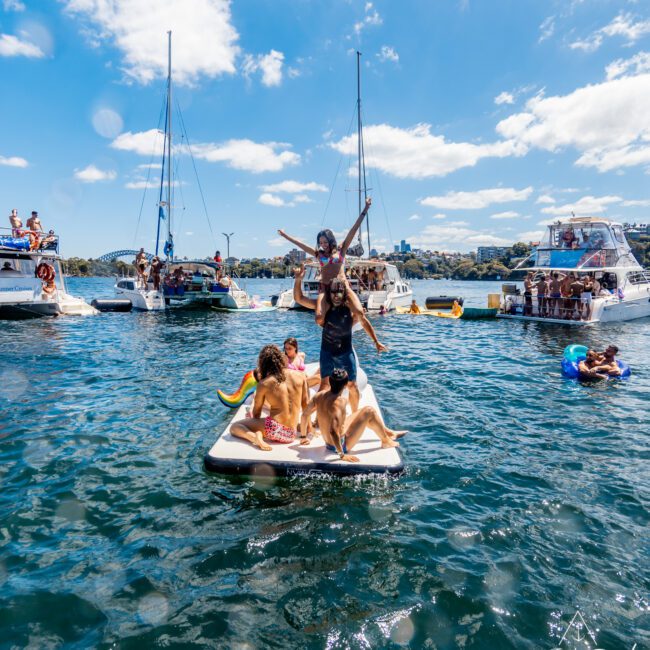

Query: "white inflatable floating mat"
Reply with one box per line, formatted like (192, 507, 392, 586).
(204, 365, 404, 477)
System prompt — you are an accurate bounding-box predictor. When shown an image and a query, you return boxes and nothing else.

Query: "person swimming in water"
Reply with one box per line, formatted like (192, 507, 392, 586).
(277, 197, 371, 326)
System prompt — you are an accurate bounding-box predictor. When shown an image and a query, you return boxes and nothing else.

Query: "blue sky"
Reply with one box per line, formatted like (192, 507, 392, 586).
(1, 0, 650, 259)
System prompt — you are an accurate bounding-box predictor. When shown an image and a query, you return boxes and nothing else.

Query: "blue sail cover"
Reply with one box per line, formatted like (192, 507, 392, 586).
(0, 235, 30, 251)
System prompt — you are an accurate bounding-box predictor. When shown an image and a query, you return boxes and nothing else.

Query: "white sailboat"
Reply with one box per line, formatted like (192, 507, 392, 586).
(276, 51, 412, 312)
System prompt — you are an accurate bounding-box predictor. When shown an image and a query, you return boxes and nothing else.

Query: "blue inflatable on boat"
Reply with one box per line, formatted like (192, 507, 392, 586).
(561, 344, 631, 379)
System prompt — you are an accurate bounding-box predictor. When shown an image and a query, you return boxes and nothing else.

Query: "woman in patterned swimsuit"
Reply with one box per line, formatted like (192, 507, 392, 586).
(277, 197, 371, 325)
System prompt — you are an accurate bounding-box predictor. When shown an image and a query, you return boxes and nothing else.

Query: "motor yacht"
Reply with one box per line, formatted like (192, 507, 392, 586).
(0, 229, 97, 318)
(275, 258, 412, 311)
(496, 217, 650, 324)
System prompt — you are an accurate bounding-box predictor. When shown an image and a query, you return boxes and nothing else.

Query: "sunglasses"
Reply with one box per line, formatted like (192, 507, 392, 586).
(331, 290, 344, 296)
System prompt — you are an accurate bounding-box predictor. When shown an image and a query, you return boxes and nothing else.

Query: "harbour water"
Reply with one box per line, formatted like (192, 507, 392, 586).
(1, 278, 648, 648)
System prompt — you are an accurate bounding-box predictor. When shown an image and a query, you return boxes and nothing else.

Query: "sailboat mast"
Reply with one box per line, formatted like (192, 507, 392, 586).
(356, 51, 370, 257)
(166, 30, 173, 259)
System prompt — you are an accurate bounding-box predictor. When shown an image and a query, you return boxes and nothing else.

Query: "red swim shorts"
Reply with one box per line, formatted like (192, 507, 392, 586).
(263, 416, 296, 443)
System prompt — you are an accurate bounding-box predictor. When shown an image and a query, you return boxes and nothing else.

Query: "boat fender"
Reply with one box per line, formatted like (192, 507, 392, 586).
(219, 277, 231, 288)
(217, 370, 258, 408)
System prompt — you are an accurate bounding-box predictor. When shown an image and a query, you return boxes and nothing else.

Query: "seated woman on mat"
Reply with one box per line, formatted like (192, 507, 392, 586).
(284, 336, 321, 388)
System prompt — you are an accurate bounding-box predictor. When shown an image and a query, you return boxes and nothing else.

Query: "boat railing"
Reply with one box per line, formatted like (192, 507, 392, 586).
(0, 226, 59, 254)
(500, 293, 610, 321)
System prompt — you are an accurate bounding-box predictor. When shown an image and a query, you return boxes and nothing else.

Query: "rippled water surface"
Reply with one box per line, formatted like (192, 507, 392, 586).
(1, 278, 648, 648)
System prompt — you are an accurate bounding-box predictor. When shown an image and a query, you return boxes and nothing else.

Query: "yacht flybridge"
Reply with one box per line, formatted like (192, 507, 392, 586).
(497, 217, 650, 324)
(0, 230, 97, 319)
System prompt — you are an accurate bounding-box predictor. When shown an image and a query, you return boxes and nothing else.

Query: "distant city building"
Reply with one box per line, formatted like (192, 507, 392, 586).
(623, 223, 649, 240)
(287, 248, 306, 264)
(400, 239, 411, 253)
(476, 246, 508, 263)
(369, 248, 379, 258)
(394, 244, 400, 253)
(226, 256, 239, 266)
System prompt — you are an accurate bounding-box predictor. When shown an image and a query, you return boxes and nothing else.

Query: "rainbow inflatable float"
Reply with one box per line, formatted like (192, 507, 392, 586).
(217, 370, 258, 408)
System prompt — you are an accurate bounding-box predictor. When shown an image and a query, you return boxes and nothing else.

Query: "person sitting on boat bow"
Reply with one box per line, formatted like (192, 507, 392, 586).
(230, 344, 310, 451)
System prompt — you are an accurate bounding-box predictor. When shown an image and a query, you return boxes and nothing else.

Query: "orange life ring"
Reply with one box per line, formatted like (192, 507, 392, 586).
(42, 279, 56, 294)
(36, 262, 50, 280)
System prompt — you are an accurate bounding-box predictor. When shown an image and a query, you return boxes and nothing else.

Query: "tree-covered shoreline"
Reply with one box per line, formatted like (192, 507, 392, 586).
(62, 237, 649, 280)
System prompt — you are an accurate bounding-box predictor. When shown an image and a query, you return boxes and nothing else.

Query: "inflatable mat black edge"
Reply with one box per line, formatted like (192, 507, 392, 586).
(203, 453, 405, 477)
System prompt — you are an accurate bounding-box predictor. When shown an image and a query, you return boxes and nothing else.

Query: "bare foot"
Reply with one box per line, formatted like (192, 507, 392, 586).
(388, 429, 408, 439)
(254, 433, 272, 451)
(381, 439, 400, 449)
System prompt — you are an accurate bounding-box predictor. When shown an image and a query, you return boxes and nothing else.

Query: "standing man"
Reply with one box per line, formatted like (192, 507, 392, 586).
(26, 211, 43, 250)
(293, 265, 386, 412)
(9, 209, 22, 236)
(150, 256, 163, 291)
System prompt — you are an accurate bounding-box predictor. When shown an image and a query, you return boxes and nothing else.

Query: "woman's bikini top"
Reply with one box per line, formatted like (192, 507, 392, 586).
(286, 357, 305, 371)
(318, 251, 344, 267)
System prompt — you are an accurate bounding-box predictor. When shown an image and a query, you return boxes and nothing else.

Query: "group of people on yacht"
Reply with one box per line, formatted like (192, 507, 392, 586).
(229, 198, 406, 462)
(7, 209, 56, 251)
(133, 249, 164, 291)
(522, 270, 616, 321)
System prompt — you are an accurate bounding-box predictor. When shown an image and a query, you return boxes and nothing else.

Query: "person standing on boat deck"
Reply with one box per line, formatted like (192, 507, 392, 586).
(581, 274, 594, 320)
(150, 256, 163, 291)
(277, 197, 371, 326)
(9, 209, 22, 236)
(135, 248, 148, 287)
(523, 272, 534, 316)
(293, 265, 387, 413)
(26, 211, 43, 250)
(569, 274, 585, 320)
(231, 344, 309, 452)
(299, 368, 406, 462)
(560, 273, 573, 319)
(535, 273, 549, 318)
(547, 271, 565, 319)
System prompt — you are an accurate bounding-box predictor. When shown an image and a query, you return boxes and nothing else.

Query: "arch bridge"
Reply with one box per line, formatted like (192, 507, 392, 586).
(96, 249, 155, 263)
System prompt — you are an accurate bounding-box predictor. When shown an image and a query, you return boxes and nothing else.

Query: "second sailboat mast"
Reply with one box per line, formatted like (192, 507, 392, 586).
(356, 51, 370, 257)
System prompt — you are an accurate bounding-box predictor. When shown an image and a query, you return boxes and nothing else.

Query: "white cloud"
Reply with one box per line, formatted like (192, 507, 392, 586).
(431, 213, 447, 220)
(293, 194, 312, 204)
(496, 73, 650, 172)
(260, 180, 327, 194)
(490, 211, 520, 220)
(125, 180, 158, 190)
(192, 139, 300, 173)
(570, 13, 650, 53)
(517, 230, 545, 242)
(420, 187, 533, 210)
(112, 130, 300, 173)
(540, 194, 622, 216)
(0, 155, 28, 168)
(111, 129, 163, 156)
(3, 0, 25, 11)
(259, 193, 290, 207)
(606, 51, 650, 81)
(330, 123, 525, 179)
(74, 164, 117, 183)
(268, 236, 287, 246)
(494, 91, 514, 105)
(137, 163, 162, 170)
(536, 194, 556, 204)
(408, 224, 511, 252)
(621, 198, 650, 207)
(408, 214, 421, 221)
(62, 0, 239, 86)
(0, 33, 44, 58)
(354, 2, 383, 35)
(242, 49, 284, 87)
(377, 46, 399, 63)
(538, 16, 555, 43)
